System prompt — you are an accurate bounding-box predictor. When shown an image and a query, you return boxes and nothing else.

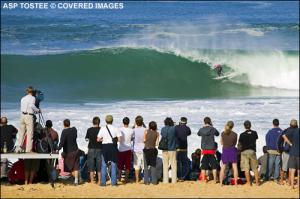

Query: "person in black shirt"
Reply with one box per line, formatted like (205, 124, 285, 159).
(57, 119, 79, 185)
(238, 120, 259, 186)
(175, 117, 191, 181)
(85, 116, 102, 185)
(0, 117, 18, 152)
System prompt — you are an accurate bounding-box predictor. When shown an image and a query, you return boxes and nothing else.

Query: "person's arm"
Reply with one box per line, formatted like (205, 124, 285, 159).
(30, 97, 40, 112)
(143, 130, 147, 143)
(156, 132, 160, 146)
(214, 128, 220, 136)
(197, 129, 203, 136)
(97, 129, 103, 142)
(220, 134, 223, 146)
(187, 127, 191, 136)
(282, 134, 293, 146)
(265, 131, 269, 148)
(233, 133, 237, 146)
(117, 128, 122, 142)
(57, 131, 66, 151)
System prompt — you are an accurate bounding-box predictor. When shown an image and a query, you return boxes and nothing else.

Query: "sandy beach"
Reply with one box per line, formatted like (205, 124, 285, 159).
(1, 180, 299, 198)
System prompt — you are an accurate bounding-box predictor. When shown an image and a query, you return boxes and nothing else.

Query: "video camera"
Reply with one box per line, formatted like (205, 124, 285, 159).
(33, 89, 44, 108)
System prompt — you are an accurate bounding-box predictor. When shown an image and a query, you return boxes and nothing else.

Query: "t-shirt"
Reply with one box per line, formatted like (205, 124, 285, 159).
(97, 124, 121, 144)
(221, 131, 237, 148)
(57, 127, 78, 153)
(285, 127, 299, 157)
(85, 127, 102, 149)
(238, 130, 258, 152)
(118, 127, 134, 152)
(175, 124, 191, 149)
(0, 124, 18, 151)
(133, 126, 146, 153)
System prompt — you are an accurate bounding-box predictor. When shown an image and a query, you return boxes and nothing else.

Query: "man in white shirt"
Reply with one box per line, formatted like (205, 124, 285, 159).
(117, 117, 134, 183)
(15, 86, 40, 153)
(133, 115, 146, 183)
(97, 115, 121, 186)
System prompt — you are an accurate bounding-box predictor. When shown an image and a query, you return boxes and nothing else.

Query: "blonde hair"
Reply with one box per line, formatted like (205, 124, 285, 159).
(224, 121, 234, 134)
(26, 86, 34, 94)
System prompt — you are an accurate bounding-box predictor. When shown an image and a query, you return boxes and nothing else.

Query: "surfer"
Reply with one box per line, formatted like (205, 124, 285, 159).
(214, 64, 224, 77)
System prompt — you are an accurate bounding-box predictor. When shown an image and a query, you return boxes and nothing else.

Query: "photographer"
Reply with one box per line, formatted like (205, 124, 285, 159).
(15, 86, 40, 153)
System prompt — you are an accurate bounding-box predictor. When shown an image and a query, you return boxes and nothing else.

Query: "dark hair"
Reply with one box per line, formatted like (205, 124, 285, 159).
(135, 115, 143, 127)
(273, 119, 279, 126)
(164, 117, 174, 126)
(149, 121, 157, 131)
(45, 120, 53, 128)
(263, 146, 268, 154)
(63, 119, 70, 127)
(93, 116, 100, 125)
(244, 120, 251, 129)
(26, 86, 34, 94)
(180, 117, 187, 123)
(123, 117, 130, 125)
(204, 117, 212, 125)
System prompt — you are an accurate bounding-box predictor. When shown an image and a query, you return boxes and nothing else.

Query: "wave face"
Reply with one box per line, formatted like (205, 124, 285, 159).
(1, 47, 298, 102)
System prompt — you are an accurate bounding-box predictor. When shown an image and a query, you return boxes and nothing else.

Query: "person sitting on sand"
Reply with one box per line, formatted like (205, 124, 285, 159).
(57, 119, 80, 186)
(282, 119, 299, 189)
(132, 115, 146, 183)
(258, 146, 268, 181)
(97, 115, 121, 186)
(85, 116, 102, 185)
(238, 120, 260, 186)
(117, 117, 134, 183)
(219, 121, 238, 186)
(161, 117, 177, 184)
(143, 121, 160, 185)
(197, 117, 220, 183)
(265, 119, 282, 182)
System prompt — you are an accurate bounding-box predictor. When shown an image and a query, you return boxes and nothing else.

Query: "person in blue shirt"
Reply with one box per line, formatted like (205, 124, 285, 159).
(265, 119, 282, 182)
(282, 119, 299, 189)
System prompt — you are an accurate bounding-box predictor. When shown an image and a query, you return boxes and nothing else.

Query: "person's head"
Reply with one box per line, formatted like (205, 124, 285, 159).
(149, 121, 157, 131)
(290, 119, 298, 128)
(179, 117, 187, 125)
(273, 119, 279, 127)
(123, 117, 130, 126)
(45, 120, 53, 128)
(26, 86, 34, 95)
(224, 121, 234, 134)
(1, 117, 8, 125)
(204, 117, 212, 126)
(262, 146, 268, 154)
(135, 115, 143, 127)
(63, 119, 70, 128)
(244, 120, 251, 130)
(105, 115, 113, 124)
(195, 148, 202, 155)
(93, 116, 100, 126)
(164, 117, 174, 126)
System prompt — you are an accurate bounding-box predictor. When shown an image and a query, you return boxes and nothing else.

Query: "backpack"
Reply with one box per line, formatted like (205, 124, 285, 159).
(34, 126, 54, 153)
(8, 160, 25, 184)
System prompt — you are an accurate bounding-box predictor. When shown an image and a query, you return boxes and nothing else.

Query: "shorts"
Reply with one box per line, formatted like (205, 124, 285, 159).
(288, 155, 299, 170)
(221, 147, 237, 164)
(281, 152, 290, 172)
(64, 150, 80, 172)
(133, 152, 144, 170)
(200, 154, 218, 170)
(240, 150, 258, 172)
(24, 159, 40, 172)
(87, 148, 102, 172)
(117, 150, 132, 170)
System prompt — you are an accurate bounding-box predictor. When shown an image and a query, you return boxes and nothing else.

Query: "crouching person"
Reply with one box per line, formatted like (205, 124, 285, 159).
(97, 115, 121, 186)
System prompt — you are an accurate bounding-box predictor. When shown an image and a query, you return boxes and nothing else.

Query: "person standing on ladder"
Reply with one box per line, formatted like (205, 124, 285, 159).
(15, 86, 40, 153)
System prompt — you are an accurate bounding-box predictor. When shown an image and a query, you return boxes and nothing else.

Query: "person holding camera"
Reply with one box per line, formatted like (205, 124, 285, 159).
(15, 86, 40, 153)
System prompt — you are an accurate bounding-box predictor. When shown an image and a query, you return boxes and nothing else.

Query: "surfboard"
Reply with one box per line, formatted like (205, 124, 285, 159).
(213, 73, 237, 80)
